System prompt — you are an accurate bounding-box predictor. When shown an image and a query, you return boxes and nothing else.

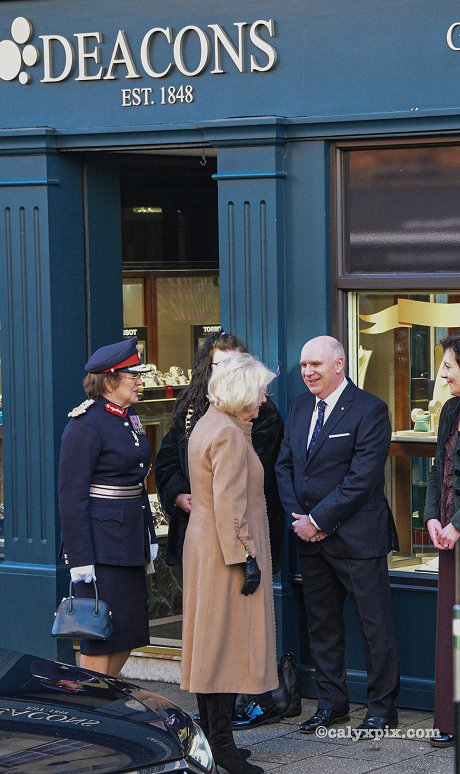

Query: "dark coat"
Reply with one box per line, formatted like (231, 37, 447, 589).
(424, 396, 460, 531)
(275, 380, 398, 558)
(58, 397, 156, 568)
(154, 397, 285, 571)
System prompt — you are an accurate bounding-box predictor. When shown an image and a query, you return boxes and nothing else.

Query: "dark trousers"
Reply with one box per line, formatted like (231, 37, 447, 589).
(299, 551, 400, 717)
(434, 548, 455, 734)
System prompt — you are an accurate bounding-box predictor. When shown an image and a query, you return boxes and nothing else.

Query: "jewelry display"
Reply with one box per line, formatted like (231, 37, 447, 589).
(141, 365, 191, 389)
(148, 494, 169, 529)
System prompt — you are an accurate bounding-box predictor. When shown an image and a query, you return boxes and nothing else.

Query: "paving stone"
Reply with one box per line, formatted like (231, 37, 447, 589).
(326, 736, 440, 764)
(369, 747, 454, 774)
(265, 755, 385, 773)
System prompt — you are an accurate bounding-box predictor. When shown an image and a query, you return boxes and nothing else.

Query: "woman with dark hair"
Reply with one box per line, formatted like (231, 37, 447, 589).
(155, 331, 285, 573)
(424, 333, 460, 748)
(58, 337, 158, 677)
(154, 331, 284, 729)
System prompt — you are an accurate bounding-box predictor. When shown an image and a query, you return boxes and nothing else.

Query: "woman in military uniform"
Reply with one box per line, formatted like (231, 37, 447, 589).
(58, 337, 158, 677)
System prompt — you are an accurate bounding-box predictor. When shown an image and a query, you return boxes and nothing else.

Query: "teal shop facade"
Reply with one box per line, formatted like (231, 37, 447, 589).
(2, 0, 460, 707)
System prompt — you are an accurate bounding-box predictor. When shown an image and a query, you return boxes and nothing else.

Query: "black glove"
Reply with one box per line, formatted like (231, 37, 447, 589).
(241, 556, 261, 596)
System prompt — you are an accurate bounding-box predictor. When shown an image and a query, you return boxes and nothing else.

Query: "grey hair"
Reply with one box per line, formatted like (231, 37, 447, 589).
(207, 353, 276, 416)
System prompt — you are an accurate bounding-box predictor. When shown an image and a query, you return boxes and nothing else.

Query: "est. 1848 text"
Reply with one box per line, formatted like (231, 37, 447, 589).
(122, 85, 194, 107)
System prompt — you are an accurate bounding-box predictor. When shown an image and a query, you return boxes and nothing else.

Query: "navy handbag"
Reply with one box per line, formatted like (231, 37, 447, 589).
(52, 580, 113, 640)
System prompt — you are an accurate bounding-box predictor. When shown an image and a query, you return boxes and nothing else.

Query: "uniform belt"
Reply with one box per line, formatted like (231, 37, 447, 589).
(89, 483, 143, 499)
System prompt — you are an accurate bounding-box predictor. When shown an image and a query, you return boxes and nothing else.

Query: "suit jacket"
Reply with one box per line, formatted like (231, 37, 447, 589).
(275, 379, 397, 558)
(424, 396, 460, 531)
(154, 397, 285, 570)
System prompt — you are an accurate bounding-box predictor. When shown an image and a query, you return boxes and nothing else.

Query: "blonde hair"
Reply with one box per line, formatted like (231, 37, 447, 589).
(207, 353, 276, 416)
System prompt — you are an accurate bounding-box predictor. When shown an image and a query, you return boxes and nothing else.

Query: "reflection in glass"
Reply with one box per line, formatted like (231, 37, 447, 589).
(349, 291, 460, 575)
(344, 145, 460, 273)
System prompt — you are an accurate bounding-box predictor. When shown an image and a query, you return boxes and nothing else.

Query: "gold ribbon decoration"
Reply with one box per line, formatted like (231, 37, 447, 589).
(359, 299, 460, 334)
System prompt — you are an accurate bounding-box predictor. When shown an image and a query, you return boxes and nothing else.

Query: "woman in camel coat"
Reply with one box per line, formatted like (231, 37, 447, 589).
(181, 353, 278, 774)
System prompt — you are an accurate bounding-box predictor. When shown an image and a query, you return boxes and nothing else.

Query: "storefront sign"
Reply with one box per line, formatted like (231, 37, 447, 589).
(0, 15, 278, 106)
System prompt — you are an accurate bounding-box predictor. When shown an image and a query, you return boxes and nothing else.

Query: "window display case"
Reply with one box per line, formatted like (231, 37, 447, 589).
(348, 291, 460, 575)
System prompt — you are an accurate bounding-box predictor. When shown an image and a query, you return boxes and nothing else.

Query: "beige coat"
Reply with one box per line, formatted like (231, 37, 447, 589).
(181, 405, 278, 694)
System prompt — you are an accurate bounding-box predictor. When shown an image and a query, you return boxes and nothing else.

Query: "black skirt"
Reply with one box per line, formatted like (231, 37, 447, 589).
(75, 564, 150, 656)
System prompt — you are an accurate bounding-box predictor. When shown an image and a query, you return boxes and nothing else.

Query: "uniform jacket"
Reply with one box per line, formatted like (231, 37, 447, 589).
(154, 397, 285, 571)
(181, 406, 278, 694)
(58, 397, 156, 568)
(424, 395, 460, 531)
(275, 379, 397, 558)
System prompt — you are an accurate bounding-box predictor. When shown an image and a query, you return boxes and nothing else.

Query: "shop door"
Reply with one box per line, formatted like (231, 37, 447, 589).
(120, 152, 219, 646)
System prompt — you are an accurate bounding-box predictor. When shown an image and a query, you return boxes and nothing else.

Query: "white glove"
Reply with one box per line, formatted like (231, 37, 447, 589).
(147, 543, 159, 575)
(70, 565, 96, 583)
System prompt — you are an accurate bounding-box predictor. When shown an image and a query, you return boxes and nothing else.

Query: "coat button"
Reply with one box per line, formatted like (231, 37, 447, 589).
(304, 475, 309, 480)
(142, 505, 146, 510)
(65, 560, 69, 565)
(64, 554, 68, 559)
(139, 463, 144, 468)
(124, 422, 129, 426)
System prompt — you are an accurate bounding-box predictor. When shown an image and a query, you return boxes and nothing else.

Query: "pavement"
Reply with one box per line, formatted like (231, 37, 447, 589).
(136, 678, 455, 773)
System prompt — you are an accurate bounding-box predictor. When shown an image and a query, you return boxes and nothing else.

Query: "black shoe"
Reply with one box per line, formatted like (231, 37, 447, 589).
(355, 715, 398, 735)
(300, 708, 350, 734)
(232, 699, 280, 729)
(430, 732, 455, 748)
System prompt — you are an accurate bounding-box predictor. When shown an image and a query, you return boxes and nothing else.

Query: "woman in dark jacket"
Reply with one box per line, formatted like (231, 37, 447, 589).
(424, 333, 460, 748)
(154, 332, 285, 572)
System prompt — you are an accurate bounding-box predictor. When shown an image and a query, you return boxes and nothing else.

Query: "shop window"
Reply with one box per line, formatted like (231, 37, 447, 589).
(342, 144, 460, 275)
(348, 291, 460, 575)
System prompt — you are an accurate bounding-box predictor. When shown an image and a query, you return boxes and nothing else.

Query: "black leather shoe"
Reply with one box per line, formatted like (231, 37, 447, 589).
(232, 699, 280, 729)
(300, 708, 350, 734)
(430, 732, 455, 748)
(356, 715, 398, 734)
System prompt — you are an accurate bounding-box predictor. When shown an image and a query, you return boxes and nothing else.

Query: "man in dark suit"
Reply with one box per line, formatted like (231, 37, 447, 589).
(276, 336, 399, 734)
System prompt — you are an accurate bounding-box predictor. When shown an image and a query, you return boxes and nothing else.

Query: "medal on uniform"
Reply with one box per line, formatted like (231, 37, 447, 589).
(130, 414, 146, 435)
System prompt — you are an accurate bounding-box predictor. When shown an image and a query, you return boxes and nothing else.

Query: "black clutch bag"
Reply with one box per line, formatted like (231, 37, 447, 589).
(52, 580, 113, 640)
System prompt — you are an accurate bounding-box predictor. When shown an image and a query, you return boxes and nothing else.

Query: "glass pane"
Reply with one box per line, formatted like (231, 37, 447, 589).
(156, 275, 220, 373)
(122, 279, 145, 326)
(121, 158, 218, 268)
(349, 291, 460, 575)
(344, 145, 460, 273)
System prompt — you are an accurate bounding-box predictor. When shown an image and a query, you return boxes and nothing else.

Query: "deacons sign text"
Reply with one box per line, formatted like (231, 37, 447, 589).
(0, 15, 278, 107)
